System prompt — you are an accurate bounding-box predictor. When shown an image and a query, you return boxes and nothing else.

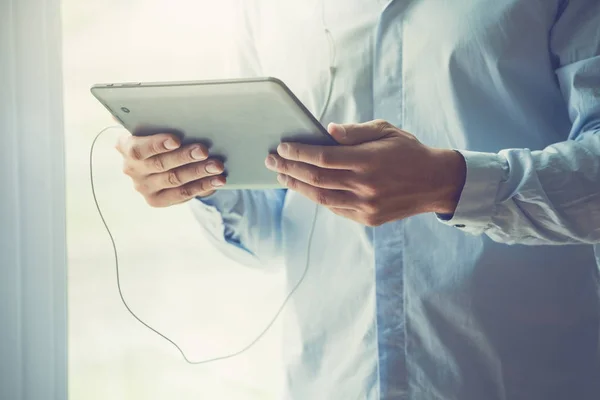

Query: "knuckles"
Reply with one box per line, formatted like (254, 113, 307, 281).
(122, 162, 136, 177)
(315, 190, 329, 206)
(179, 185, 194, 199)
(277, 159, 289, 173)
(148, 141, 164, 157)
(149, 156, 166, 173)
(284, 176, 297, 189)
(127, 144, 144, 161)
(356, 187, 385, 226)
(308, 170, 324, 186)
(316, 150, 331, 166)
(167, 170, 182, 186)
(372, 119, 393, 133)
(361, 197, 380, 215)
(118, 136, 208, 209)
(358, 180, 379, 198)
(133, 181, 148, 194)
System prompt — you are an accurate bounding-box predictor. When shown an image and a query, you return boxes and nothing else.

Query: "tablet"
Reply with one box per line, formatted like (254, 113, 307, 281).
(90, 77, 338, 189)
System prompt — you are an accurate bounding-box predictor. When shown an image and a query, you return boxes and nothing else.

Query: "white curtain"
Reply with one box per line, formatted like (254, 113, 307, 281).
(0, 0, 67, 399)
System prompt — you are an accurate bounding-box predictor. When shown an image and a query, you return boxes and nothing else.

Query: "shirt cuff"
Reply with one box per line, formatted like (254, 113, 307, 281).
(190, 191, 261, 266)
(190, 192, 223, 232)
(196, 189, 240, 210)
(437, 150, 508, 235)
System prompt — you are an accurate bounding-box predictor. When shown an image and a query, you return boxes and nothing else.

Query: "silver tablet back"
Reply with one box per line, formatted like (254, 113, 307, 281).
(91, 78, 337, 189)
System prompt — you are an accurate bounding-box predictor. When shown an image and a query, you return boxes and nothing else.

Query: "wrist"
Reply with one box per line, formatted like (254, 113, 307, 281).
(427, 149, 466, 215)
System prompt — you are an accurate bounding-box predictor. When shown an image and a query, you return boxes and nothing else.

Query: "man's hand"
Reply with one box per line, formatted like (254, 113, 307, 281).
(116, 133, 226, 207)
(264, 120, 466, 226)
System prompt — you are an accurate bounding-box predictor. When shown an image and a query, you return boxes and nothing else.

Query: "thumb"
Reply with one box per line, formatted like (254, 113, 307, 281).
(327, 120, 395, 145)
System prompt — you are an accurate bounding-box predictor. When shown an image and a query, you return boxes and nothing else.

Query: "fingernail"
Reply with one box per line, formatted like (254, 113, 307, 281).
(164, 138, 179, 150)
(205, 162, 222, 174)
(277, 174, 287, 184)
(211, 178, 224, 187)
(191, 147, 206, 160)
(277, 143, 290, 156)
(265, 155, 277, 169)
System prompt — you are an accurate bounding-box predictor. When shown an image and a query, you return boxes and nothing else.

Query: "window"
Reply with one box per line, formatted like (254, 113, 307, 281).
(63, 1, 285, 398)
(1, 1, 66, 399)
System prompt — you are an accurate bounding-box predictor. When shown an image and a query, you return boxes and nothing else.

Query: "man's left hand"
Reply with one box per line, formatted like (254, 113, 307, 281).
(265, 120, 467, 227)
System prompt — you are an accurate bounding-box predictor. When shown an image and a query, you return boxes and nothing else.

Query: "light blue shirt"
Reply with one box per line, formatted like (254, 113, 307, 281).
(192, 0, 600, 398)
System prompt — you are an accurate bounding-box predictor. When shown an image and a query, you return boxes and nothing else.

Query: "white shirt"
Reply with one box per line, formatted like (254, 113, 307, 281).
(193, 0, 600, 398)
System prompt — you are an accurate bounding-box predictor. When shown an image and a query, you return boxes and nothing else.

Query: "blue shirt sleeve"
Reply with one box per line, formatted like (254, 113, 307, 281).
(439, 0, 600, 245)
(190, 189, 288, 269)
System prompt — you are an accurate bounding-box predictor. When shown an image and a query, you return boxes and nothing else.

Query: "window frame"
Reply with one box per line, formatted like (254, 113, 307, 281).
(0, 0, 67, 399)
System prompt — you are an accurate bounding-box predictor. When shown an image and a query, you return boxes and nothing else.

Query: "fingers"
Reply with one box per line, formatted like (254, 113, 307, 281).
(327, 120, 395, 146)
(265, 154, 355, 190)
(144, 159, 224, 190)
(140, 143, 209, 174)
(147, 175, 226, 207)
(132, 159, 225, 206)
(276, 141, 363, 170)
(116, 132, 224, 207)
(116, 133, 182, 161)
(119, 134, 210, 178)
(275, 120, 399, 169)
(277, 174, 357, 210)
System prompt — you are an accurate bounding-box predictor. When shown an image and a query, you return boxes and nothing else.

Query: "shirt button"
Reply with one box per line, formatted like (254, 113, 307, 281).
(454, 224, 466, 228)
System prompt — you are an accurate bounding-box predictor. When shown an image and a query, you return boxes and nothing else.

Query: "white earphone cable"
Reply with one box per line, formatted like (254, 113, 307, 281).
(89, 2, 337, 364)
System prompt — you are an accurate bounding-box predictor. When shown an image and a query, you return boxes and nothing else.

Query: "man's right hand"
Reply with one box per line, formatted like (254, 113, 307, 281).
(116, 133, 226, 207)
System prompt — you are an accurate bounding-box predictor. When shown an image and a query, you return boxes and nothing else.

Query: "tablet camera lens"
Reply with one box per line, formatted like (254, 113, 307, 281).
(121, 107, 130, 113)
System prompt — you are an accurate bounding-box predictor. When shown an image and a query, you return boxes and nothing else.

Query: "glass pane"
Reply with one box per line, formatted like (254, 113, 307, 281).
(63, 1, 285, 398)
